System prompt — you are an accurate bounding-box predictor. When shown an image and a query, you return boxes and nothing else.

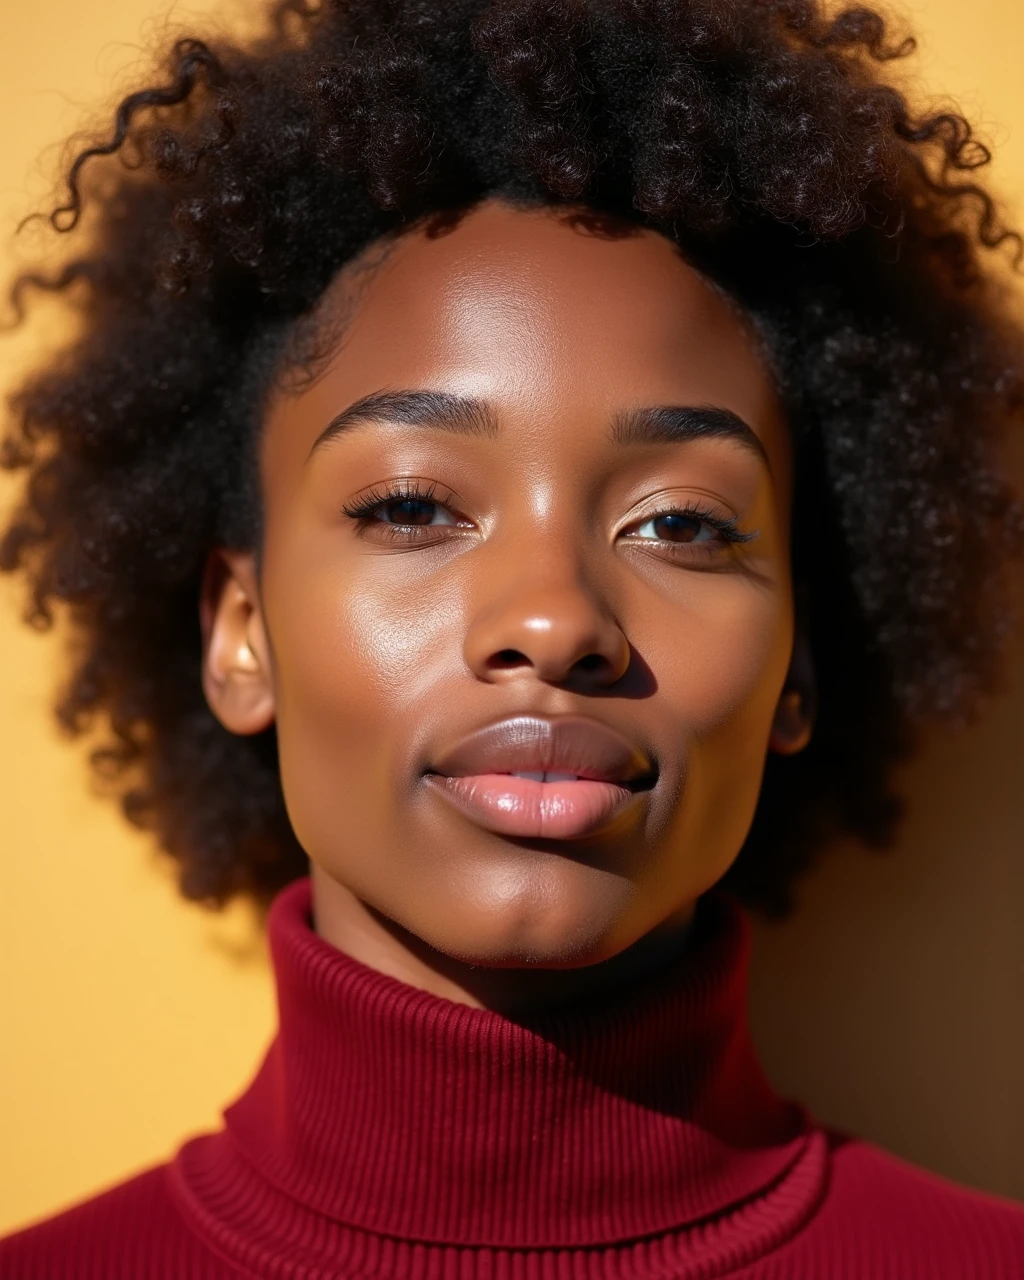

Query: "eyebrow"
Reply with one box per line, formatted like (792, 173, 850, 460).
(611, 404, 771, 471)
(306, 388, 771, 471)
(307, 391, 498, 459)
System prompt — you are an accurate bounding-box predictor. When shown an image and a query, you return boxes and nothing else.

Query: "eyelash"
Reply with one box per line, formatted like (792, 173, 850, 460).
(341, 480, 757, 553)
(342, 480, 451, 526)
(636, 502, 755, 545)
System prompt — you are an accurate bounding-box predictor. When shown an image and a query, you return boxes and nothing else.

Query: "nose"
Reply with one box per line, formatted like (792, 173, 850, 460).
(463, 559, 631, 689)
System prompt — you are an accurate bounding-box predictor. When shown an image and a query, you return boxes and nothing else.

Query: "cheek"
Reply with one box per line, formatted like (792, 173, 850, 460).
(637, 572, 792, 846)
(643, 575, 792, 739)
(264, 549, 466, 821)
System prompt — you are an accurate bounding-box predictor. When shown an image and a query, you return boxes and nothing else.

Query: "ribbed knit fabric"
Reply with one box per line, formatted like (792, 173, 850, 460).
(1, 876, 1022, 1279)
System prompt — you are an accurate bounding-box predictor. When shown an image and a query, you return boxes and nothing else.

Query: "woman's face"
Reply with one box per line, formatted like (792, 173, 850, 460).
(203, 199, 806, 986)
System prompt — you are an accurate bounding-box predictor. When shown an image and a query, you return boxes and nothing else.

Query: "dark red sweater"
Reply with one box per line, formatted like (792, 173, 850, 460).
(2, 877, 1022, 1278)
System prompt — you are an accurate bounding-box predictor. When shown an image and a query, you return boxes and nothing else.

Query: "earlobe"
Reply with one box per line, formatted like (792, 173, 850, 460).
(199, 548, 276, 735)
(768, 625, 816, 756)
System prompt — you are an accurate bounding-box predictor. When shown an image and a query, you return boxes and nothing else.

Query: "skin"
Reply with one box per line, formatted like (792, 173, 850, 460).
(200, 199, 813, 1013)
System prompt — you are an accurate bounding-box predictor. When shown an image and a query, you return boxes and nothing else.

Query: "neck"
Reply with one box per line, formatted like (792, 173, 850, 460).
(310, 862, 697, 1014)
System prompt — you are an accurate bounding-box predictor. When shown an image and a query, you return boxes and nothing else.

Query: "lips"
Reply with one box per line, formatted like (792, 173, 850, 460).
(424, 714, 656, 839)
(427, 714, 655, 785)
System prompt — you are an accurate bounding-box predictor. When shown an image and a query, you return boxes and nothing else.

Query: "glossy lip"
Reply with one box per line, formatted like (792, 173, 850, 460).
(423, 714, 656, 840)
(426, 713, 656, 785)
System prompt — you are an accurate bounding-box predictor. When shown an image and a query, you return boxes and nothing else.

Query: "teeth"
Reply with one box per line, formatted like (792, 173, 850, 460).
(509, 770, 581, 782)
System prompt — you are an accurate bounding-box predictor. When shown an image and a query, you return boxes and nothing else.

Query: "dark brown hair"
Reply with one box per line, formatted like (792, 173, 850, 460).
(3, 0, 1022, 916)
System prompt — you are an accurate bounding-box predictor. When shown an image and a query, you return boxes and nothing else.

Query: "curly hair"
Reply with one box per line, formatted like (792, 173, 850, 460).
(2, 0, 1022, 918)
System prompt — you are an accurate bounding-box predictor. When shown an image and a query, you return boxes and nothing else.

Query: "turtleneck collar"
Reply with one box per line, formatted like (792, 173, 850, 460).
(170, 876, 829, 1275)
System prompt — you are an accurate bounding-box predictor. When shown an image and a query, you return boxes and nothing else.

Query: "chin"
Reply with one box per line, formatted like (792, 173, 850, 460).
(413, 868, 637, 970)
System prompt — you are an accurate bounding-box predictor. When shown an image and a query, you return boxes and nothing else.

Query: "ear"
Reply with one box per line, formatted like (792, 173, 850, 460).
(199, 548, 275, 735)
(768, 617, 816, 757)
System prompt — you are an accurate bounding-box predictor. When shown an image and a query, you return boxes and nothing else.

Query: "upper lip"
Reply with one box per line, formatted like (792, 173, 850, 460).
(426, 714, 656, 786)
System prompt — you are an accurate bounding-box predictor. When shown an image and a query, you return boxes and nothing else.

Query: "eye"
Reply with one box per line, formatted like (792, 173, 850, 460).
(370, 496, 457, 527)
(620, 502, 757, 558)
(633, 511, 720, 544)
(342, 480, 471, 541)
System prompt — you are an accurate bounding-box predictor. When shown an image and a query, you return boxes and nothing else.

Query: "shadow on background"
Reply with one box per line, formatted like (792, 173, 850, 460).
(749, 634, 1024, 1201)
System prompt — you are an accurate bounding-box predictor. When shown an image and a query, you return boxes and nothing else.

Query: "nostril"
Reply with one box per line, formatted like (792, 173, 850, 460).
(576, 653, 607, 672)
(491, 648, 527, 668)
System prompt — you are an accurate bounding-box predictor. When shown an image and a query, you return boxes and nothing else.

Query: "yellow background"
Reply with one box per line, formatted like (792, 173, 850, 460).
(2, 0, 1023, 1236)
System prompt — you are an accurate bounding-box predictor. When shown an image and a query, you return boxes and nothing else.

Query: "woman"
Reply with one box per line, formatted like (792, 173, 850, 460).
(1, 0, 1022, 1274)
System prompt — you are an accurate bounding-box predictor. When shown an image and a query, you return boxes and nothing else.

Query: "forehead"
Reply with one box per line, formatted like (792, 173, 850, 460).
(263, 200, 788, 478)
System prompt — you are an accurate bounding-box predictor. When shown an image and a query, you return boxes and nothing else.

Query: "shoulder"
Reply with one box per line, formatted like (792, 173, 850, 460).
(760, 1132, 1024, 1278)
(830, 1133, 1024, 1224)
(0, 1162, 231, 1280)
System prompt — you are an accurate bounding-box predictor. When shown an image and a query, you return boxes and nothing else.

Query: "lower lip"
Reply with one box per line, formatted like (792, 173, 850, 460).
(424, 772, 646, 839)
